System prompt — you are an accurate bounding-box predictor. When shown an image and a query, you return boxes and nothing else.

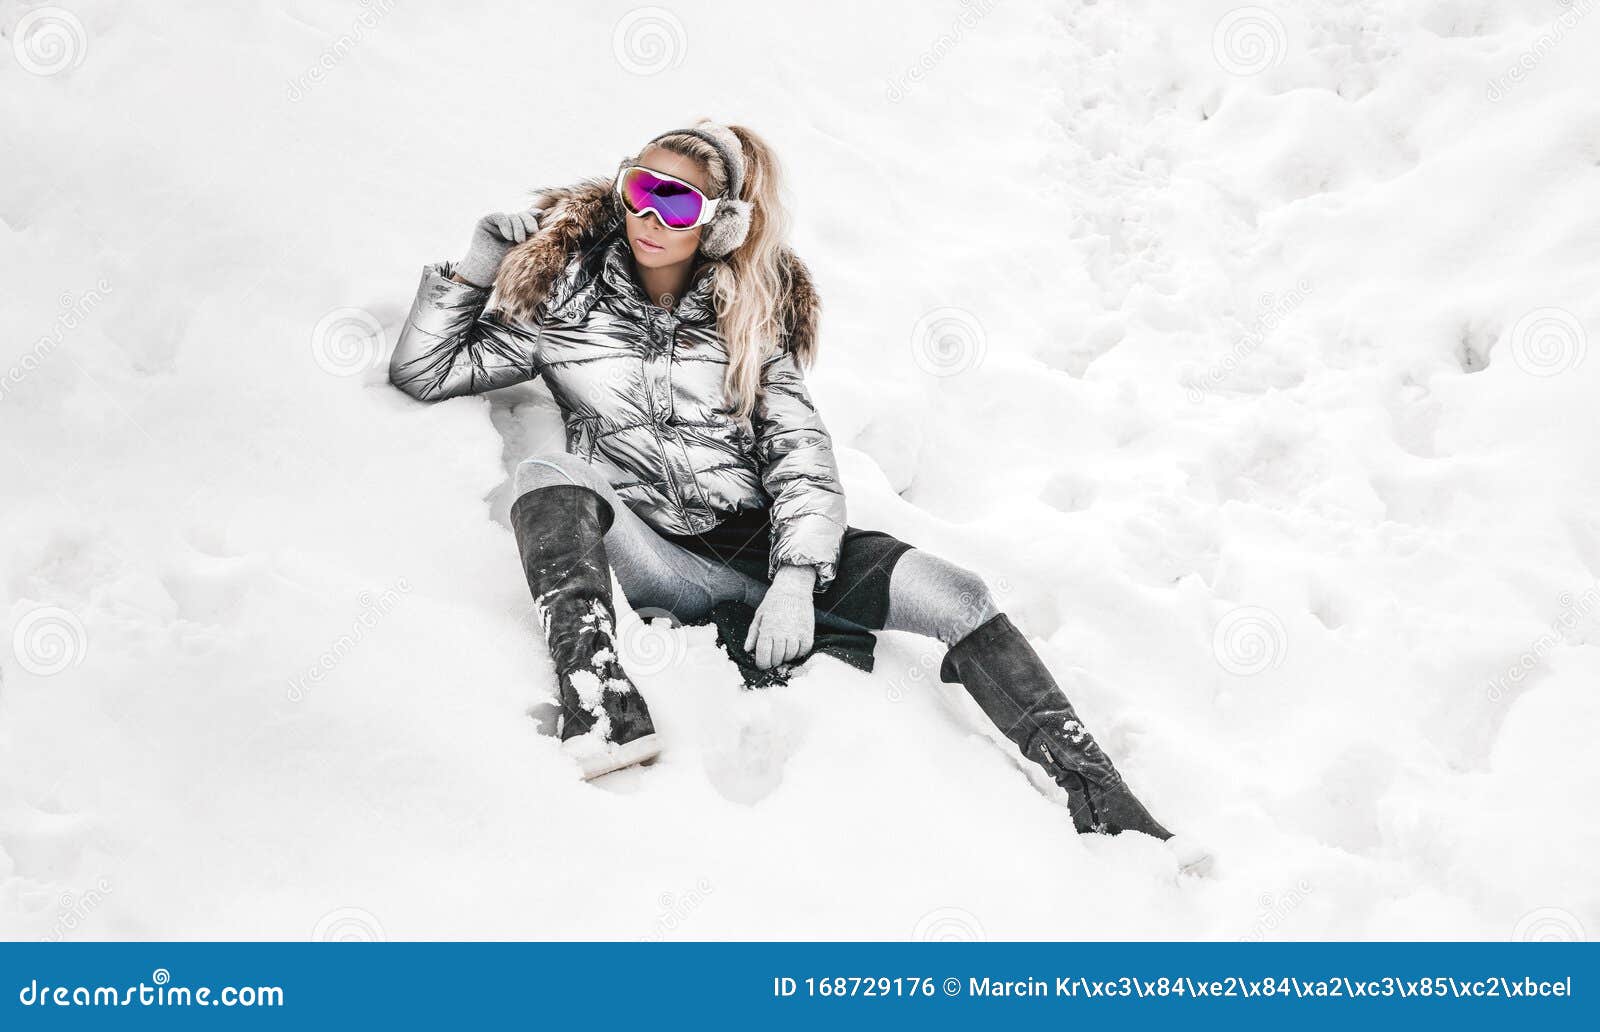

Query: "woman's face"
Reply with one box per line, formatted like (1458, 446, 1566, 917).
(623, 145, 708, 271)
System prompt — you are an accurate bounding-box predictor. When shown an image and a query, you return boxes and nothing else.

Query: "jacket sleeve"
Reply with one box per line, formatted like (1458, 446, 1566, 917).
(388, 262, 541, 401)
(751, 346, 847, 591)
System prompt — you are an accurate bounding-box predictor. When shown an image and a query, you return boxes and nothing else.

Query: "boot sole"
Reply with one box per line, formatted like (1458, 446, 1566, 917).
(566, 732, 663, 781)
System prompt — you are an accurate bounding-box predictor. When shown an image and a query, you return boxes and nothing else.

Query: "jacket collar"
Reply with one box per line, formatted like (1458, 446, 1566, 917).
(598, 236, 718, 326)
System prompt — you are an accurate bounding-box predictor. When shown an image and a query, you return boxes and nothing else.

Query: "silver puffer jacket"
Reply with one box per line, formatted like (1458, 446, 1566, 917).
(389, 229, 847, 589)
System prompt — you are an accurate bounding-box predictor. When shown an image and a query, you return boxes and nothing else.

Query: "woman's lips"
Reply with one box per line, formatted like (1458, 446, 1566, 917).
(636, 236, 665, 253)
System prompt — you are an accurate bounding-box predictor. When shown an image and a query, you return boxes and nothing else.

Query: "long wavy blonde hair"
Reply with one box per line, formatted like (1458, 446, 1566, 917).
(640, 122, 813, 421)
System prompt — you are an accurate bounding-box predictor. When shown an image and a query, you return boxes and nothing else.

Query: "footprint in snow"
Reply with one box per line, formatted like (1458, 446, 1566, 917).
(701, 702, 793, 806)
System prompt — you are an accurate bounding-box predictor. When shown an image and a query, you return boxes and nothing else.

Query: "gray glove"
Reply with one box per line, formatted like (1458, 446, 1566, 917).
(744, 564, 818, 669)
(454, 210, 541, 288)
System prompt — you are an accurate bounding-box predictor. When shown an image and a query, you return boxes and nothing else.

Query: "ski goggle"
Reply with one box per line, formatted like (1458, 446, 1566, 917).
(614, 165, 723, 231)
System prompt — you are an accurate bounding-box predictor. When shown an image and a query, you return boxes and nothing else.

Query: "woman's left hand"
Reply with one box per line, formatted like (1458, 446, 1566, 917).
(745, 565, 817, 669)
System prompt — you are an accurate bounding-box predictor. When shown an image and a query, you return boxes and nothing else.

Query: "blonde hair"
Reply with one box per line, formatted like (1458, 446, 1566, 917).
(643, 122, 812, 421)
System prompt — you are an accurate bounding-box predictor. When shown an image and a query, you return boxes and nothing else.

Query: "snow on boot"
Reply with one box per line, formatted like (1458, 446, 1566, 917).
(940, 613, 1179, 843)
(510, 483, 660, 780)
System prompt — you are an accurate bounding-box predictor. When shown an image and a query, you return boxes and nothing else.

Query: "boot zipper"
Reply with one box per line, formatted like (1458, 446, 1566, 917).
(1040, 740, 1105, 830)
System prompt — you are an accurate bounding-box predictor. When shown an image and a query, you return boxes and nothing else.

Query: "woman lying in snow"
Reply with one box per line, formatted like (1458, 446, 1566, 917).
(388, 119, 1195, 856)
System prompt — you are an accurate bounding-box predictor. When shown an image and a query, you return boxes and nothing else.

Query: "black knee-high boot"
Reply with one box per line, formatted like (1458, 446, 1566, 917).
(510, 483, 659, 779)
(940, 613, 1173, 840)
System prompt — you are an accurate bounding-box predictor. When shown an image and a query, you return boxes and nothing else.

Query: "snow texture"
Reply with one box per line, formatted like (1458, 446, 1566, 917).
(2, 0, 1598, 941)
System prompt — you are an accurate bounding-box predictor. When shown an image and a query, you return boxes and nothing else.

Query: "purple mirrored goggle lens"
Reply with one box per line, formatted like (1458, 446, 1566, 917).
(618, 167, 707, 230)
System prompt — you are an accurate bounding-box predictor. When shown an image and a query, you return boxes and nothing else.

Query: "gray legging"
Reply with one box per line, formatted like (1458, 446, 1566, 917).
(515, 452, 999, 645)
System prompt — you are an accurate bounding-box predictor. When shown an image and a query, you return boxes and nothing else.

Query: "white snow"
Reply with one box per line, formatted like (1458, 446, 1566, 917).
(3, 0, 1598, 941)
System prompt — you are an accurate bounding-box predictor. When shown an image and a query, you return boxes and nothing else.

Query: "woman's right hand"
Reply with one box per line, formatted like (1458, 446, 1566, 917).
(453, 210, 542, 288)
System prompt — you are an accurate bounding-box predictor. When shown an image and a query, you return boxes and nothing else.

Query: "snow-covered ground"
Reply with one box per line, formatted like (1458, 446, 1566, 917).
(3, 0, 1598, 940)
